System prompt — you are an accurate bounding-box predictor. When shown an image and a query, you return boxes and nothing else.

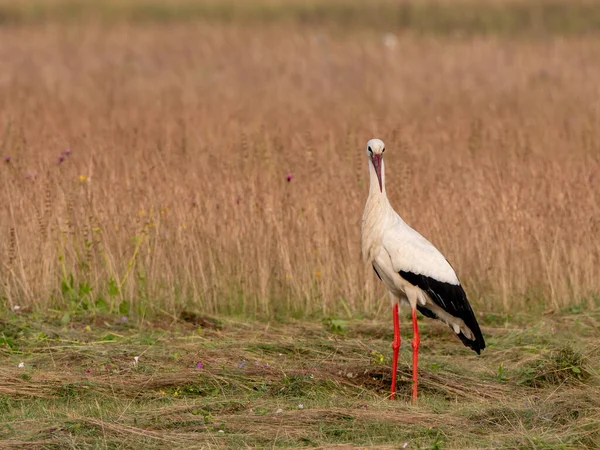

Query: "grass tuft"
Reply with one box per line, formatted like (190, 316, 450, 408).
(519, 345, 591, 387)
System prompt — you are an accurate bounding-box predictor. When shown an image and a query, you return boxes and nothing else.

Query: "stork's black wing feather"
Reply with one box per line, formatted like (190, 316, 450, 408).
(399, 271, 486, 354)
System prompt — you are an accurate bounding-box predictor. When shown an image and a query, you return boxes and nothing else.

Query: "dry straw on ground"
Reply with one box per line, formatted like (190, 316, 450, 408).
(0, 20, 599, 319)
(1, 315, 599, 448)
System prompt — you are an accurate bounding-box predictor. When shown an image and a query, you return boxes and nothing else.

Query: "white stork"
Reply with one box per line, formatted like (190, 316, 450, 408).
(361, 138, 485, 402)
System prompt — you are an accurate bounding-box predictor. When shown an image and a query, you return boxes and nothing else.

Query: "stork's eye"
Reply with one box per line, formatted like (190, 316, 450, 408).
(382, 147, 385, 153)
(368, 146, 373, 154)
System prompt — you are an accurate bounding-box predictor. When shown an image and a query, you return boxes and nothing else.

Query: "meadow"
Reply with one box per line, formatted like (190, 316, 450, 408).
(0, 0, 599, 448)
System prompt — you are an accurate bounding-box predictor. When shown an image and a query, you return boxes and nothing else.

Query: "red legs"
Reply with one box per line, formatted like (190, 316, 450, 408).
(390, 303, 420, 402)
(390, 303, 401, 400)
(411, 307, 421, 403)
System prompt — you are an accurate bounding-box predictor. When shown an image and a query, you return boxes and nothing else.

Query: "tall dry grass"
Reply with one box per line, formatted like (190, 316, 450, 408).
(0, 23, 599, 319)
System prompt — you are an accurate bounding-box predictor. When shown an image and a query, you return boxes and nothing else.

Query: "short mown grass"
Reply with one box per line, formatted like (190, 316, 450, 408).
(1, 309, 598, 448)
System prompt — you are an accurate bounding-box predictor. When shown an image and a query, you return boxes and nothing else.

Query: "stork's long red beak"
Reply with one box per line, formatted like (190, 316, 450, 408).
(372, 154, 383, 192)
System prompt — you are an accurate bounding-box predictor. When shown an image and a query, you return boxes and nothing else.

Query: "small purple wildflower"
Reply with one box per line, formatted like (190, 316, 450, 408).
(57, 155, 65, 165)
(121, 316, 128, 322)
(26, 173, 38, 179)
(196, 362, 204, 369)
(64, 149, 71, 156)
(237, 360, 246, 369)
(106, 365, 111, 371)
(3, 156, 10, 163)
(286, 173, 293, 182)
(85, 368, 91, 374)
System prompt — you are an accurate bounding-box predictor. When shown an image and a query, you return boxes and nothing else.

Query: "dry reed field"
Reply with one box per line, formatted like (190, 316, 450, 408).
(1, 19, 599, 319)
(0, 1, 599, 448)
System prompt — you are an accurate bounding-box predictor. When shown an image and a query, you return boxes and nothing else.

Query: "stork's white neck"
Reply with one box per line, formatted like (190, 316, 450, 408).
(362, 157, 391, 263)
(364, 158, 391, 220)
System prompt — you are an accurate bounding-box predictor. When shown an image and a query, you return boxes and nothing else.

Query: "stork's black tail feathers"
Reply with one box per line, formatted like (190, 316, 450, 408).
(399, 271, 486, 354)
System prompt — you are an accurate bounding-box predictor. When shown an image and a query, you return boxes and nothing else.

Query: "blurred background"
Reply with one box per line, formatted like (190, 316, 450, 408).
(1, 0, 599, 322)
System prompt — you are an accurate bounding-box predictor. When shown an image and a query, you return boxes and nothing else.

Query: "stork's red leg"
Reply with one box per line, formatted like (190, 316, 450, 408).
(390, 303, 401, 400)
(411, 308, 420, 403)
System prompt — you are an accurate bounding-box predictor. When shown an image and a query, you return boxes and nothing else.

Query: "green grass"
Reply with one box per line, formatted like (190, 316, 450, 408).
(1, 309, 599, 448)
(1, 0, 600, 36)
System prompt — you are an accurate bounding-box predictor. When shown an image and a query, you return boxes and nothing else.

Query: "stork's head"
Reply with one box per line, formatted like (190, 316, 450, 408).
(366, 138, 385, 192)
